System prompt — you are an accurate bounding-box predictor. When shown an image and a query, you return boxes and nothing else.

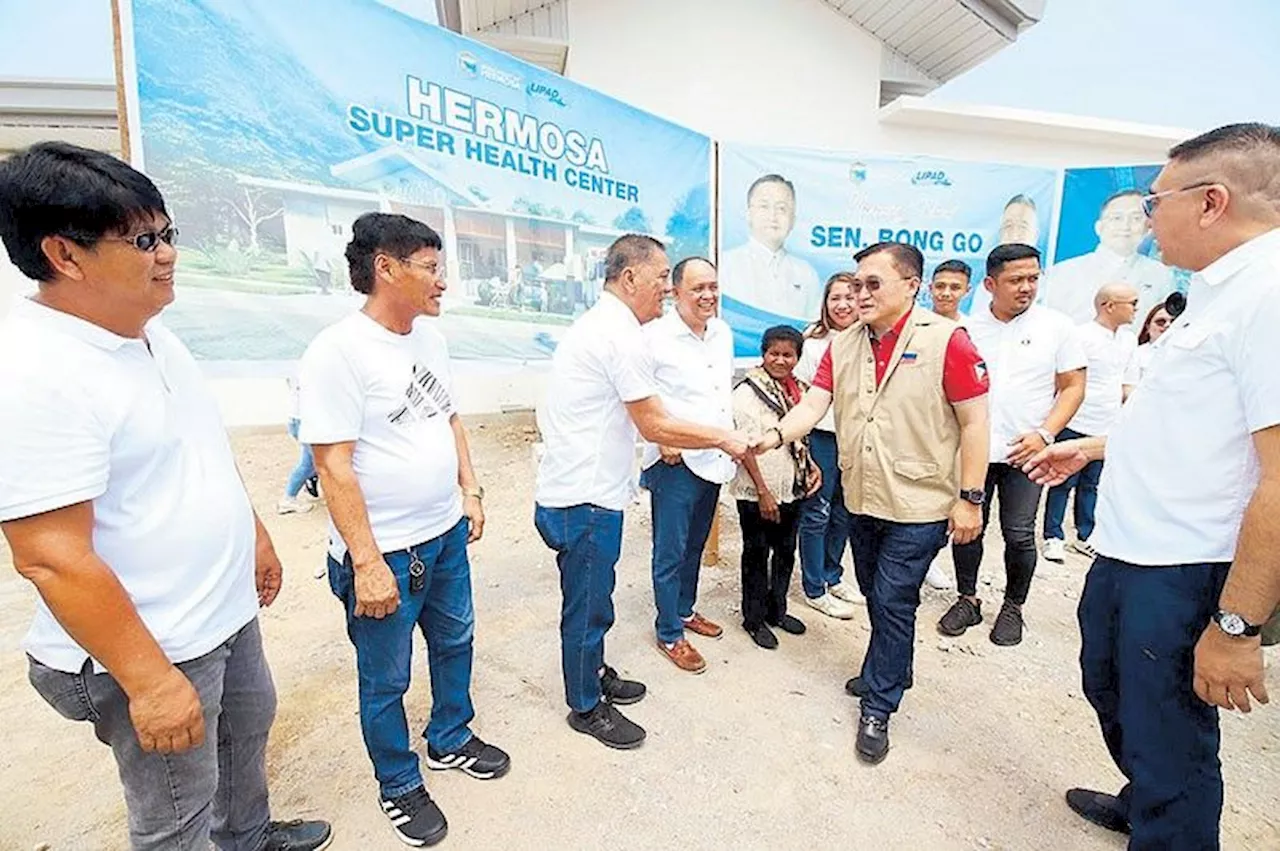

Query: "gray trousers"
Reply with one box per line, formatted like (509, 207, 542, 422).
(28, 618, 276, 851)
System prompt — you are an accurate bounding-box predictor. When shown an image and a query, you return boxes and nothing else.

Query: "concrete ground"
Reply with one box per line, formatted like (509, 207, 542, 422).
(2, 413, 1277, 850)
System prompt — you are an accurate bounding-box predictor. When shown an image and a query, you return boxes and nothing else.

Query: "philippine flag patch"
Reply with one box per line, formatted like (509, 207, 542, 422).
(901, 352, 918, 364)
(975, 360, 988, 382)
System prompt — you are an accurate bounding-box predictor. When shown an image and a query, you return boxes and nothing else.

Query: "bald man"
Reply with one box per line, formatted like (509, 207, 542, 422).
(1025, 123, 1280, 846)
(1042, 283, 1140, 563)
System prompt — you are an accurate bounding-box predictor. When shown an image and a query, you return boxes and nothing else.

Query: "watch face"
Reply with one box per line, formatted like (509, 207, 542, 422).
(1220, 612, 1246, 635)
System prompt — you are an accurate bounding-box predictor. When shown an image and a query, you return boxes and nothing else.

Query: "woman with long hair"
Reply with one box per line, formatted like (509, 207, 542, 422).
(793, 272, 864, 618)
(1134, 302, 1173, 380)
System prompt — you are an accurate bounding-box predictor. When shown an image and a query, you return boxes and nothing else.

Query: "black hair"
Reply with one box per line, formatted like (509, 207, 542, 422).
(672, 256, 714, 287)
(604, 233, 665, 283)
(761, 324, 803, 357)
(986, 242, 1041, 278)
(1099, 189, 1145, 215)
(1169, 122, 1280, 161)
(747, 173, 796, 204)
(344, 212, 443, 294)
(854, 240, 924, 280)
(0, 141, 169, 281)
(1004, 193, 1036, 210)
(931, 258, 972, 282)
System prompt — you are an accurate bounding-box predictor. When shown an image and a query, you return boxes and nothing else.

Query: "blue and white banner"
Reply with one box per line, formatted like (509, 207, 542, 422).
(118, 0, 712, 371)
(718, 144, 1058, 356)
(1046, 165, 1187, 326)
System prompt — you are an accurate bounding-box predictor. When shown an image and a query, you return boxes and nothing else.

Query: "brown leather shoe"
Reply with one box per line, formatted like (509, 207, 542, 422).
(682, 612, 724, 639)
(658, 639, 706, 674)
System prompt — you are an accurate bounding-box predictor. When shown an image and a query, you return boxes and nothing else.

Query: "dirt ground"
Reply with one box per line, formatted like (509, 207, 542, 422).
(1, 412, 1277, 851)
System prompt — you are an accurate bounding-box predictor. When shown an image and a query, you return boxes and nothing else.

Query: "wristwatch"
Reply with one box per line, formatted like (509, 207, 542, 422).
(959, 488, 985, 506)
(1035, 427, 1056, 445)
(1213, 609, 1262, 638)
(462, 486, 485, 501)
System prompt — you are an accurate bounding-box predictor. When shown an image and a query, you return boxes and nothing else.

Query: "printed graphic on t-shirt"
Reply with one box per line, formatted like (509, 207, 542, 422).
(388, 362, 453, 425)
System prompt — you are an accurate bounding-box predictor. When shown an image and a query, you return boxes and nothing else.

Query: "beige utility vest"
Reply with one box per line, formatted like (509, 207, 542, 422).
(830, 309, 961, 523)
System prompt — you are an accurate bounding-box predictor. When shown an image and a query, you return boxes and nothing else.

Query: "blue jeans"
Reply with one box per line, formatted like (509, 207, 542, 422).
(798, 430, 849, 598)
(640, 461, 720, 644)
(1043, 427, 1103, 541)
(285, 418, 316, 498)
(1078, 556, 1227, 850)
(847, 515, 949, 721)
(534, 503, 624, 713)
(327, 519, 476, 798)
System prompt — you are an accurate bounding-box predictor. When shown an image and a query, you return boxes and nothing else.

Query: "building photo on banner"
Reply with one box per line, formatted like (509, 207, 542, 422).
(117, 0, 712, 376)
(1044, 164, 1190, 325)
(717, 142, 1057, 356)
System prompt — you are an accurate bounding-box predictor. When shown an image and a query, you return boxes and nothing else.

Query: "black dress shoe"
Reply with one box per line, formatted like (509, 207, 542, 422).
(844, 672, 913, 698)
(600, 665, 647, 705)
(746, 623, 778, 649)
(1065, 788, 1130, 835)
(855, 715, 890, 764)
(772, 614, 806, 635)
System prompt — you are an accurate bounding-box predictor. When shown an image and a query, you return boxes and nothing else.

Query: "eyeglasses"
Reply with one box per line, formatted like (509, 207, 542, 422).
(1141, 182, 1219, 217)
(104, 225, 179, 252)
(1108, 299, 1140, 308)
(1151, 317, 1171, 328)
(850, 275, 918, 294)
(400, 256, 440, 276)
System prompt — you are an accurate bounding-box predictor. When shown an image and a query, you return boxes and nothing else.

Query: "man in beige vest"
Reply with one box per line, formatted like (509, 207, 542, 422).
(753, 241, 990, 764)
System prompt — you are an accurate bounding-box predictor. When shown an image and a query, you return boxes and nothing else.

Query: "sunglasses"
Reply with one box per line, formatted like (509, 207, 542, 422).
(850, 275, 918, 294)
(105, 225, 179, 252)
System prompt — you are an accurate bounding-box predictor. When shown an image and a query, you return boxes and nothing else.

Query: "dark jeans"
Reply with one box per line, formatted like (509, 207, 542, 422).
(1079, 556, 1227, 850)
(28, 619, 276, 851)
(534, 503, 625, 713)
(797, 429, 849, 598)
(1043, 427, 1103, 541)
(640, 461, 720, 644)
(736, 500, 800, 629)
(952, 462, 1043, 605)
(847, 515, 949, 720)
(327, 519, 476, 798)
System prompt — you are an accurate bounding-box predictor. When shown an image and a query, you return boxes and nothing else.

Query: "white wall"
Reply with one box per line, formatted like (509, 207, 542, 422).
(0, 250, 33, 321)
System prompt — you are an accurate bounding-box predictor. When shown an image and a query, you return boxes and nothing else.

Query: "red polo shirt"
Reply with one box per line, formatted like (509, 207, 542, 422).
(811, 309, 988, 403)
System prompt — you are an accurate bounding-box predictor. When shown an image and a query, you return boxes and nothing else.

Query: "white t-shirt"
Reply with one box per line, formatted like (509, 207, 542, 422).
(1067, 321, 1140, 437)
(0, 298, 259, 673)
(965, 304, 1088, 462)
(796, 334, 837, 433)
(299, 312, 462, 561)
(640, 310, 735, 484)
(1094, 227, 1280, 565)
(536, 292, 657, 511)
(1041, 246, 1177, 326)
(720, 237, 822, 320)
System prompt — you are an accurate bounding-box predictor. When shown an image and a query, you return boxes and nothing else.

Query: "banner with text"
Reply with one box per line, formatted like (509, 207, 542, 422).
(718, 144, 1058, 356)
(1046, 165, 1188, 327)
(119, 0, 712, 371)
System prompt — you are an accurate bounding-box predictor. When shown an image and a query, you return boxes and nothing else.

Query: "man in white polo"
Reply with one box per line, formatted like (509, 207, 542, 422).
(0, 143, 330, 851)
(535, 235, 748, 750)
(939, 243, 1086, 647)
(639, 257, 735, 674)
(1041, 283, 1140, 564)
(1026, 122, 1280, 849)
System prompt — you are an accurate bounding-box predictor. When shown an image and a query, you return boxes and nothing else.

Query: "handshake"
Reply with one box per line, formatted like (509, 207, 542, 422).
(717, 427, 784, 461)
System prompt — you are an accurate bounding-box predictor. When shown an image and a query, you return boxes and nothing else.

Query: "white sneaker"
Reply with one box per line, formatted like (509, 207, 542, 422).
(1043, 538, 1066, 563)
(276, 496, 314, 515)
(828, 581, 866, 606)
(1068, 538, 1098, 559)
(924, 561, 954, 590)
(805, 592, 856, 620)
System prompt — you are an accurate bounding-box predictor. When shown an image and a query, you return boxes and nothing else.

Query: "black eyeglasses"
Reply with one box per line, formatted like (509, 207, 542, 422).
(105, 225, 179, 252)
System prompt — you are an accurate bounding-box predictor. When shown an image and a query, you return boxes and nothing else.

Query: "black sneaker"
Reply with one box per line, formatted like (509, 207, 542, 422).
(1065, 788, 1130, 835)
(303, 475, 320, 498)
(426, 734, 511, 779)
(845, 672, 913, 698)
(600, 665, 646, 705)
(771, 614, 806, 635)
(990, 601, 1024, 646)
(855, 715, 890, 765)
(263, 819, 333, 851)
(567, 701, 646, 750)
(379, 786, 447, 848)
(746, 623, 778, 649)
(937, 597, 983, 636)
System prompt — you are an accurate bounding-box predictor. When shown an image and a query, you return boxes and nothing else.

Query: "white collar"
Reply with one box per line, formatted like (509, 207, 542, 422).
(1198, 227, 1280, 289)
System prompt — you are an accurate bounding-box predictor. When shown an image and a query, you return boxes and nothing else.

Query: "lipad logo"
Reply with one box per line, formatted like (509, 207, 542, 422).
(910, 169, 952, 187)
